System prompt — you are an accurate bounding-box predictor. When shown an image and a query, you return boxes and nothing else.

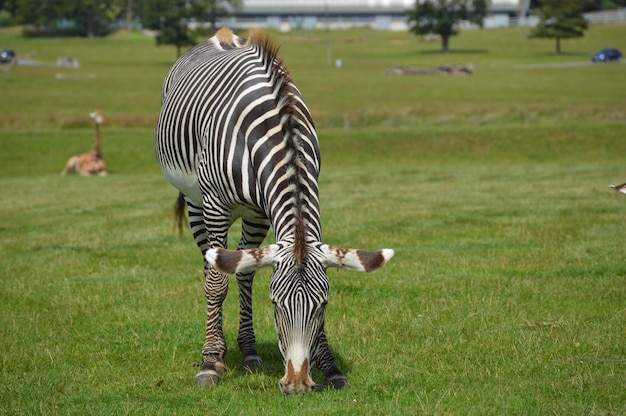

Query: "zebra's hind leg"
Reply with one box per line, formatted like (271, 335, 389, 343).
(313, 329, 349, 390)
(236, 217, 270, 370)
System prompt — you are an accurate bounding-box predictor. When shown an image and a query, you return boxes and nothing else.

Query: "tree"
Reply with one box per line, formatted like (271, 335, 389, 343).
(0, 0, 18, 26)
(15, 0, 126, 37)
(408, 0, 489, 53)
(141, 0, 242, 58)
(74, 0, 124, 37)
(529, 0, 588, 54)
(208, 0, 242, 32)
(142, 0, 206, 57)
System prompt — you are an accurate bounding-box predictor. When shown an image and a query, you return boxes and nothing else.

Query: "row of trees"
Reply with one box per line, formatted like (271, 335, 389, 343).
(408, 0, 594, 54)
(0, 0, 239, 38)
(0, 0, 617, 55)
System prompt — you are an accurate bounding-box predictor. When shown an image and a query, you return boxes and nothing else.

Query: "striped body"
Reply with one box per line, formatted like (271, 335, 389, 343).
(155, 28, 393, 393)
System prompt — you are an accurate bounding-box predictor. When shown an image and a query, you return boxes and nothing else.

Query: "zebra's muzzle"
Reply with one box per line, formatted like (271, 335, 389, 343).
(278, 358, 316, 394)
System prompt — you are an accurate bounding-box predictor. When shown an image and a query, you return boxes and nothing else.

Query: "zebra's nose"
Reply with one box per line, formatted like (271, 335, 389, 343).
(279, 359, 316, 394)
(278, 379, 316, 395)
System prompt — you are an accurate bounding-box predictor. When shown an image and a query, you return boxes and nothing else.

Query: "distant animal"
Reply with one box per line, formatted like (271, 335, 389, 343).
(61, 110, 107, 176)
(609, 183, 626, 194)
(154, 28, 394, 394)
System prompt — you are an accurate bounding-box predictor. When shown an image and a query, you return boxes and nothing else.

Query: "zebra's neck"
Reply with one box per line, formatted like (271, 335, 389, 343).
(257, 123, 322, 262)
(246, 34, 322, 262)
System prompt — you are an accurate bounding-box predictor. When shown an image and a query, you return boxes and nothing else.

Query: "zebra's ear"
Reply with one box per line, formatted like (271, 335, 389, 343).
(205, 245, 281, 274)
(320, 245, 394, 273)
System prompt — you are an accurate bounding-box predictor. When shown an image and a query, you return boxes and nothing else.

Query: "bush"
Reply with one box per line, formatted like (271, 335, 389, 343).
(0, 10, 13, 28)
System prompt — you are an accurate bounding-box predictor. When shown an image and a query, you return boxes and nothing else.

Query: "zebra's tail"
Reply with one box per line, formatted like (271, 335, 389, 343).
(174, 192, 186, 238)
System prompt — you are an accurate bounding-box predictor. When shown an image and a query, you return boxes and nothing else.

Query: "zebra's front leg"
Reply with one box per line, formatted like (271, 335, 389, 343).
(312, 329, 349, 390)
(236, 271, 263, 370)
(195, 265, 230, 386)
(235, 217, 270, 370)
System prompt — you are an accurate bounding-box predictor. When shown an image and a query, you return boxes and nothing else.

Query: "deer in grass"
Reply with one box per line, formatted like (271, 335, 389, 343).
(61, 110, 107, 176)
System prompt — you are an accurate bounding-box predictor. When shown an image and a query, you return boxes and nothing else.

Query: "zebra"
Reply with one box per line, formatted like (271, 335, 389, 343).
(154, 28, 394, 394)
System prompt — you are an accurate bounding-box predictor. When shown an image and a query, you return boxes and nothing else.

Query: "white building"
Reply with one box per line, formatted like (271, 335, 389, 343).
(222, 0, 532, 30)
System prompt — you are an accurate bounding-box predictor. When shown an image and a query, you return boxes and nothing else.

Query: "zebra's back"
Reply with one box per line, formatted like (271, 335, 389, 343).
(154, 28, 317, 219)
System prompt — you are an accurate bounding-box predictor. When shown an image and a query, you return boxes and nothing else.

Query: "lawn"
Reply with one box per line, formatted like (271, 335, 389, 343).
(1, 23, 625, 415)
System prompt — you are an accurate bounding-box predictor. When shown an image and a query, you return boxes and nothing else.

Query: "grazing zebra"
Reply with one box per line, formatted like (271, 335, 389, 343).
(155, 28, 393, 394)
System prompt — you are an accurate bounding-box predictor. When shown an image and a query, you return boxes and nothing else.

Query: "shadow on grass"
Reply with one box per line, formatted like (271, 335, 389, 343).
(531, 50, 589, 58)
(224, 341, 352, 384)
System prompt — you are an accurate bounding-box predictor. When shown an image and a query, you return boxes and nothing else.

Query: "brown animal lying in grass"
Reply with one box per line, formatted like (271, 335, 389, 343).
(61, 110, 107, 176)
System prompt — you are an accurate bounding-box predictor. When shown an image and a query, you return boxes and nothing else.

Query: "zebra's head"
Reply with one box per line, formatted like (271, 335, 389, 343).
(206, 242, 394, 394)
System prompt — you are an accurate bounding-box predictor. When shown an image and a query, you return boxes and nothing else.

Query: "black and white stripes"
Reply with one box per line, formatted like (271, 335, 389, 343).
(155, 28, 393, 394)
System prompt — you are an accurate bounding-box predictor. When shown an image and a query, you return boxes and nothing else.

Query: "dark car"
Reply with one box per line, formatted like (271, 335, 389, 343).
(0, 48, 15, 63)
(591, 48, 622, 62)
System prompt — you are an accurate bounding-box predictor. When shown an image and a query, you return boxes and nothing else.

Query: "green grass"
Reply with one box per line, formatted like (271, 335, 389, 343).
(1, 24, 625, 415)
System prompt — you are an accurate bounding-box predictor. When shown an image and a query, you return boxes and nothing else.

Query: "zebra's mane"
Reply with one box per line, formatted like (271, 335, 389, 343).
(248, 32, 309, 265)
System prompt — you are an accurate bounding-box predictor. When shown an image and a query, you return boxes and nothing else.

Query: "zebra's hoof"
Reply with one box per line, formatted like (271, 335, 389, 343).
(242, 355, 263, 370)
(324, 374, 349, 390)
(195, 369, 220, 387)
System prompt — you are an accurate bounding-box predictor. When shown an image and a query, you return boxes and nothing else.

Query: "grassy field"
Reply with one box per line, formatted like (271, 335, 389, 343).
(1, 23, 625, 415)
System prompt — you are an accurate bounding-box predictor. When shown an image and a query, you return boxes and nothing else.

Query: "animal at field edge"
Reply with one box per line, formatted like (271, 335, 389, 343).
(610, 183, 626, 195)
